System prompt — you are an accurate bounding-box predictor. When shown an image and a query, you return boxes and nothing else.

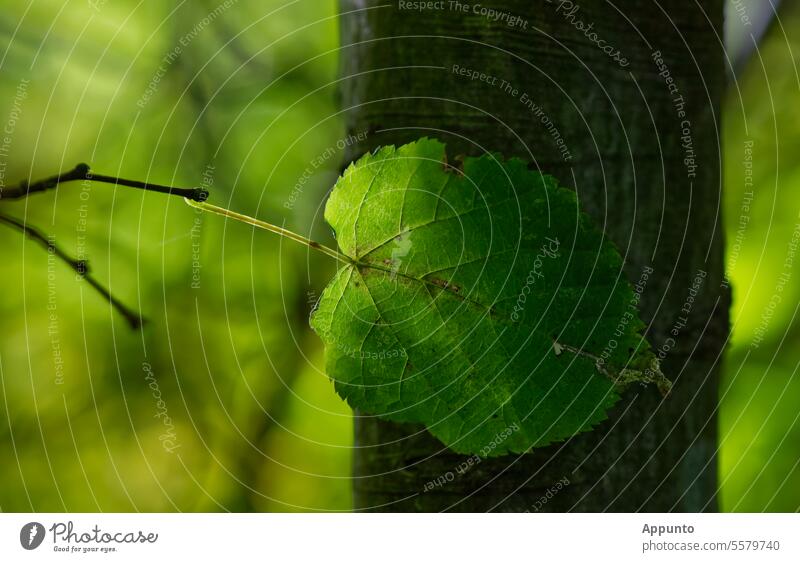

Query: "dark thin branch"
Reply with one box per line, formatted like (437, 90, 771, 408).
(0, 163, 209, 202)
(0, 213, 144, 329)
(0, 163, 212, 330)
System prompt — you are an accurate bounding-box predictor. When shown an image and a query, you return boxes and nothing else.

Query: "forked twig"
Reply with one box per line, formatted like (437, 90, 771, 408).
(1, 163, 211, 329)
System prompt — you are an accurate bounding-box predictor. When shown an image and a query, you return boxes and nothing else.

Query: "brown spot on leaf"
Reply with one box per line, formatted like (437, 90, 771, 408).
(441, 155, 465, 175)
(430, 277, 460, 293)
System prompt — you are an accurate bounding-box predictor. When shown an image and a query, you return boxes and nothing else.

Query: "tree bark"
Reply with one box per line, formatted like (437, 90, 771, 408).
(338, 0, 727, 512)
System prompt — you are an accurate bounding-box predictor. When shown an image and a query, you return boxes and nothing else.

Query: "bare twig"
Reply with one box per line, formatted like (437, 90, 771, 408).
(0, 163, 214, 329)
(0, 213, 144, 329)
(0, 163, 209, 202)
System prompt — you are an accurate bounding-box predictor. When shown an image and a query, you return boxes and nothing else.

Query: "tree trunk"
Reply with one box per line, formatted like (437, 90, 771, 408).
(338, 0, 727, 512)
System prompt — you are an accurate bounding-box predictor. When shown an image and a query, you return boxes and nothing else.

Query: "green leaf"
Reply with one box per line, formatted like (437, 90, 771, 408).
(310, 138, 667, 456)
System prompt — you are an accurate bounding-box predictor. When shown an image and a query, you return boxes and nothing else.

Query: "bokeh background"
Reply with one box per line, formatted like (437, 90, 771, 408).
(0, 0, 797, 511)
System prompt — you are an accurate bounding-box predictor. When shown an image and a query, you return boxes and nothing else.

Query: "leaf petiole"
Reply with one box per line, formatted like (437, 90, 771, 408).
(184, 198, 352, 265)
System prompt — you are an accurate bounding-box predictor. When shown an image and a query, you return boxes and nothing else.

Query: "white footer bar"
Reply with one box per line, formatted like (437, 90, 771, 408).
(1, 513, 796, 561)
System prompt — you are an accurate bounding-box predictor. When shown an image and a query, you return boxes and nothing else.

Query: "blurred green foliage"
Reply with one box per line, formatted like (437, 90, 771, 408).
(0, 0, 797, 512)
(0, 0, 351, 512)
(720, 1, 800, 512)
